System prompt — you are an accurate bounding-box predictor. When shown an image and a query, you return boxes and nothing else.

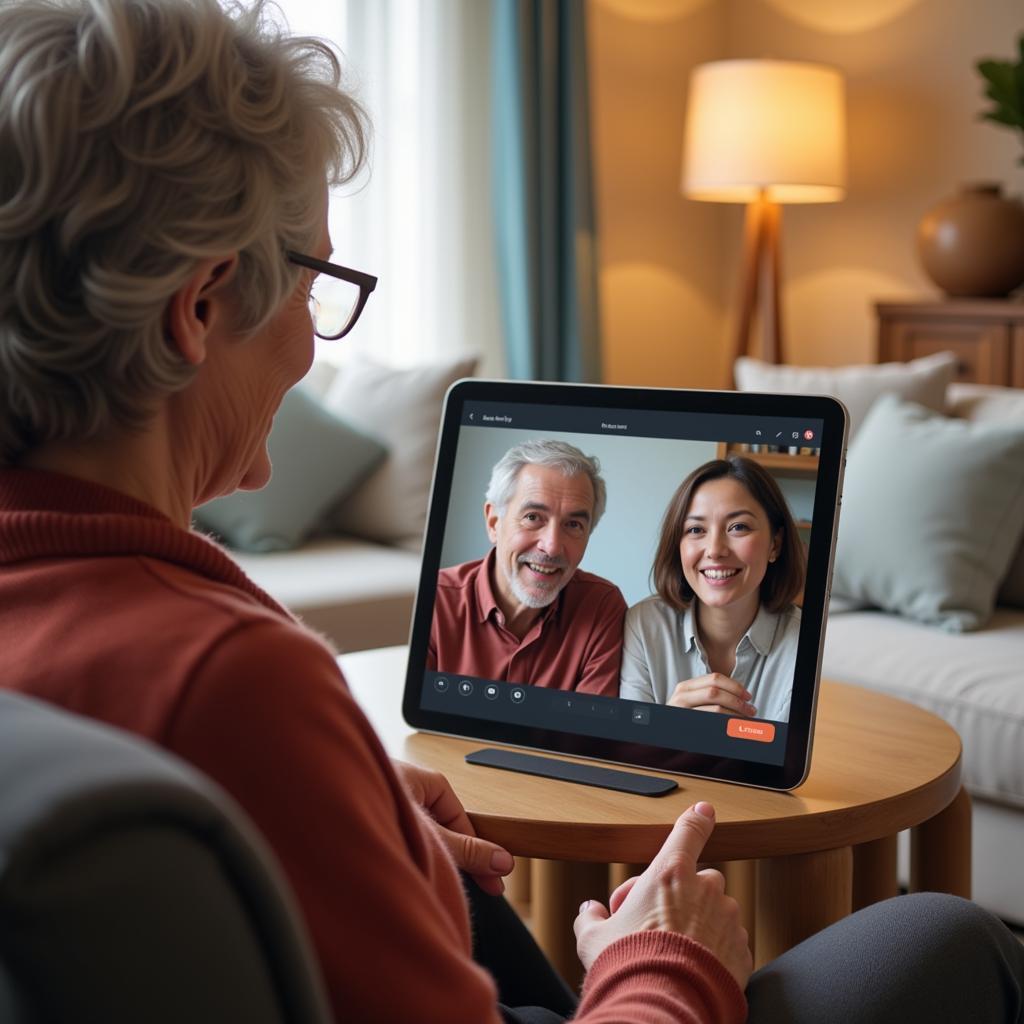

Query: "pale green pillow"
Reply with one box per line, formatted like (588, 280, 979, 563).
(195, 384, 387, 553)
(832, 394, 1024, 632)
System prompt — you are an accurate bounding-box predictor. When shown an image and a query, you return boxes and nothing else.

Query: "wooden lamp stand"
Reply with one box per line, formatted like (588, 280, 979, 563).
(732, 190, 784, 379)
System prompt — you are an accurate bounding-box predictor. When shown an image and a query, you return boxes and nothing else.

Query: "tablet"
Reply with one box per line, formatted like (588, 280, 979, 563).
(402, 381, 847, 791)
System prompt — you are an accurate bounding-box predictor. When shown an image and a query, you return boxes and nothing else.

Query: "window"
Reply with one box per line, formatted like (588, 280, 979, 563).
(275, 0, 504, 375)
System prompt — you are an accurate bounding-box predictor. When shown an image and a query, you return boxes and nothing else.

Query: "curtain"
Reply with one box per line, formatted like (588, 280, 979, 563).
(281, 0, 506, 376)
(492, 0, 602, 383)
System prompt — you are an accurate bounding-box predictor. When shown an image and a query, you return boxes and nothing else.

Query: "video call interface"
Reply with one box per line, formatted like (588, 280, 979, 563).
(419, 399, 826, 767)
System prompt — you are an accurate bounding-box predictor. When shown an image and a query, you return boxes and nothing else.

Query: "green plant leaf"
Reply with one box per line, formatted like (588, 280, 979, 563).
(977, 48, 1024, 132)
(983, 110, 1021, 127)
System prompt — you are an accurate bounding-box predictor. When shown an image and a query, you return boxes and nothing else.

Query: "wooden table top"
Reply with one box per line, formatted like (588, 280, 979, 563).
(340, 647, 963, 863)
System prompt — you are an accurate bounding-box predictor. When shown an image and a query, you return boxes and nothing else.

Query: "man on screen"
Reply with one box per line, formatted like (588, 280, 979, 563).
(427, 439, 626, 695)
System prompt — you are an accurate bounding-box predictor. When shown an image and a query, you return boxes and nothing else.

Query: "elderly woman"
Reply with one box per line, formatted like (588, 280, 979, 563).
(1, 3, 1022, 1023)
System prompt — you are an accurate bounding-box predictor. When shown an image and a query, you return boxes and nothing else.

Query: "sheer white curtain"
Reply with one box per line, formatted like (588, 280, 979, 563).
(278, 0, 504, 376)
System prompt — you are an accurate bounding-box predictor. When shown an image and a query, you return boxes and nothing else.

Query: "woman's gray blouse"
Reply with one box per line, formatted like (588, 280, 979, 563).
(619, 596, 801, 723)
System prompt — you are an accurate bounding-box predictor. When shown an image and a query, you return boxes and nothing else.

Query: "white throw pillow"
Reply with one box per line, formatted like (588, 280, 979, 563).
(946, 382, 1024, 609)
(323, 354, 478, 549)
(734, 351, 958, 438)
(831, 395, 1024, 632)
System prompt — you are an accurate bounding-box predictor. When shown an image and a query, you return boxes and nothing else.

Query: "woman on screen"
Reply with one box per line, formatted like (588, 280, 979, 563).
(620, 455, 805, 723)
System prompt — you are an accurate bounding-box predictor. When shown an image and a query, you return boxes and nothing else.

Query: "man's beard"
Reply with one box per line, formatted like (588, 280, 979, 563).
(502, 554, 570, 609)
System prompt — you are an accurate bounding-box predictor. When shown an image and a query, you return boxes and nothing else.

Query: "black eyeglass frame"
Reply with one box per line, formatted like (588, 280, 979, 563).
(286, 249, 378, 340)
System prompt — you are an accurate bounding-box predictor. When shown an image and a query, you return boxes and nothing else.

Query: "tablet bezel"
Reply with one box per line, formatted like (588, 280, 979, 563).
(401, 380, 848, 791)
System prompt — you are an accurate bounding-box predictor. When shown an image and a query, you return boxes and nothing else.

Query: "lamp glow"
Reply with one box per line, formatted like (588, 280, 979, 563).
(681, 59, 847, 369)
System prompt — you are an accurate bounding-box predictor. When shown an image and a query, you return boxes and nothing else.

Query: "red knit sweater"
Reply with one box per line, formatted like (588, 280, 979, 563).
(0, 467, 746, 1024)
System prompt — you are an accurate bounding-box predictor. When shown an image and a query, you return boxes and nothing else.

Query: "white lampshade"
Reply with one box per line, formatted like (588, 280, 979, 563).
(682, 59, 846, 204)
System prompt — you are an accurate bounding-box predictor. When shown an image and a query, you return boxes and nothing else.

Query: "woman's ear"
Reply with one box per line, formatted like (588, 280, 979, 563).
(166, 255, 239, 366)
(769, 529, 783, 564)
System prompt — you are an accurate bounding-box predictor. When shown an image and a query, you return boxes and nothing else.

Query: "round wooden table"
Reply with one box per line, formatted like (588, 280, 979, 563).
(341, 647, 970, 985)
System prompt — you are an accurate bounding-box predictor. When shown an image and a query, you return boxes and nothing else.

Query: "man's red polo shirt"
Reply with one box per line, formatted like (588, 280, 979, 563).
(426, 549, 626, 696)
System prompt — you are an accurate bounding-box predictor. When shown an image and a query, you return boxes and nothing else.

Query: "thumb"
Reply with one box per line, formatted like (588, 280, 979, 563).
(655, 801, 716, 873)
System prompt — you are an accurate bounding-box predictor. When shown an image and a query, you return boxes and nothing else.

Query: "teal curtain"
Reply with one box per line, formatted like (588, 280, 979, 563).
(491, 0, 602, 382)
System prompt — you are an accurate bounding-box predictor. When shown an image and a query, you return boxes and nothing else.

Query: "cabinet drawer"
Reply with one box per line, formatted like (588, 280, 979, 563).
(879, 320, 1011, 384)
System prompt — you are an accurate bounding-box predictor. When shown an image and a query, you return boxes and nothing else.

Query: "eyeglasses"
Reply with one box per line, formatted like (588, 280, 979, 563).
(286, 250, 378, 340)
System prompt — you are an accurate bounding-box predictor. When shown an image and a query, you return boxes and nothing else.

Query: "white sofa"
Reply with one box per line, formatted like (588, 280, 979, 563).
(233, 537, 420, 653)
(823, 382, 1024, 924)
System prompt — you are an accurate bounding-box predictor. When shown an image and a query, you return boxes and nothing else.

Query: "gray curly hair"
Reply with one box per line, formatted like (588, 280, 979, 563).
(0, 0, 368, 463)
(485, 439, 607, 529)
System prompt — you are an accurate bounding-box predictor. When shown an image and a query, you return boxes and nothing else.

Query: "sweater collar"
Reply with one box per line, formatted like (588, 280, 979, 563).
(0, 467, 293, 620)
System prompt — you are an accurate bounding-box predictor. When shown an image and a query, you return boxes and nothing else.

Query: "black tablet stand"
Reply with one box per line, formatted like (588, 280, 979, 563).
(465, 748, 678, 797)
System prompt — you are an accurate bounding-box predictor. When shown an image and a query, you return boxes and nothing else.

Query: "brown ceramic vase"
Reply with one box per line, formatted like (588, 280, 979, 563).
(916, 183, 1024, 297)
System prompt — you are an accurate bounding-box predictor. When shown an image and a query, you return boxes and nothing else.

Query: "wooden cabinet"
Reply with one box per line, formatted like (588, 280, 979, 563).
(876, 299, 1024, 387)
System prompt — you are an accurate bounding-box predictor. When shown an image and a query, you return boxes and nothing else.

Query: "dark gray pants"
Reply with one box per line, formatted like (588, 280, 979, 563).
(465, 880, 1024, 1023)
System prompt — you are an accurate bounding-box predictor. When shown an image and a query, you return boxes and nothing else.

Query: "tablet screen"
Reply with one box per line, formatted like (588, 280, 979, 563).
(403, 381, 847, 790)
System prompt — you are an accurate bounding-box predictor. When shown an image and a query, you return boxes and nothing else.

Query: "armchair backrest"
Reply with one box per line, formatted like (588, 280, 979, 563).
(0, 690, 331, 1024)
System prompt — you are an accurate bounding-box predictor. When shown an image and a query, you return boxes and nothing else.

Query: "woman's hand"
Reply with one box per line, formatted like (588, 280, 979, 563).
(391, 760, 514, 896)
(667, 673, 755, 716)
(574, 803, 752, 989)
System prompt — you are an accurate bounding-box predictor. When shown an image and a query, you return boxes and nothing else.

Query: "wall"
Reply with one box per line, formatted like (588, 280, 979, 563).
(589, 0, 730, 389)
(589, 0, 1024, 383)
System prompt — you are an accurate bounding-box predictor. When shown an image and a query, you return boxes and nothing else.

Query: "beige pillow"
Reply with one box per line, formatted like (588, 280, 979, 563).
(734, 351, 958, 438)
(323, 355, 478, 550)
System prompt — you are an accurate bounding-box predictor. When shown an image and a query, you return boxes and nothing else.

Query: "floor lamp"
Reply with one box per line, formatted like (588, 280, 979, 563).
(681, 59, 846, 378)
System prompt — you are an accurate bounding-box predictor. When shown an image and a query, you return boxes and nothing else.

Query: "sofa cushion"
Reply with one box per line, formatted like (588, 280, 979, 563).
(231, 537, 421, 653)
(734, 350, 958, 438)
(831, 394, 1024, 632)
(947, 383, 1024, 609)
(322, 355, 477, 551)
(823, 608, 1024, 808)
(195, 385, 387, 554)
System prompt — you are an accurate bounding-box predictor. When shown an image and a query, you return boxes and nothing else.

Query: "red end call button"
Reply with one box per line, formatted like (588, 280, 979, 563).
(727, 718, 776, 743)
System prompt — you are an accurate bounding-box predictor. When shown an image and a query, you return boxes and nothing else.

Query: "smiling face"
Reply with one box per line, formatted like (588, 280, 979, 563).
(679, 476, 781, 620)
(485, 464, 595, 618)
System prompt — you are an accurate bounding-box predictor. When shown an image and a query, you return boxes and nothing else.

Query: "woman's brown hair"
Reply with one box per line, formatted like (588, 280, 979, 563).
(651, 455, 806, 613)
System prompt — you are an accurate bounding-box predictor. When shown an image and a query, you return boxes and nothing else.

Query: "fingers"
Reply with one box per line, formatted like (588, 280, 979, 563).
(696, 867, 726, 893)
(573, 898, 610, 938)
(650, 801, 716, 875)
(670, 674, 755, 715)
(608, 874, 640, 914)
(671, 684, 753, 716)
(471, 872, 508, 898)
(440, 829, 514, 883)
(416, 771, 478, 838)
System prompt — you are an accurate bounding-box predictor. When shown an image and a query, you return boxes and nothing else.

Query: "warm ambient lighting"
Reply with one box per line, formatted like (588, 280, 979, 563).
(682, 59, 846, 371)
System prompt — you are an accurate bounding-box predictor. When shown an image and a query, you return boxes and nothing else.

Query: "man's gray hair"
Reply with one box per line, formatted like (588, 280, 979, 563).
(485, 439, 607, 529)
(0, 0, 368, 463)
